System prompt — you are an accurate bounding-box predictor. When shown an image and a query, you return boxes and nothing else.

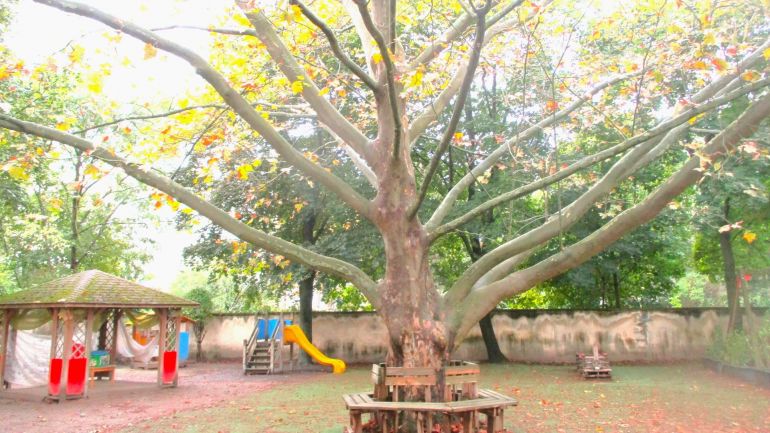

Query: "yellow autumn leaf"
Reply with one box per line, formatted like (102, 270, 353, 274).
(291, 80, 304, 94)
(743, 231, 757, 244)
(7, 165, 28, 181)
(741, 70, 760, 82)
(143, 43, 157, 60)
(237, 164, 253, 179)
(294, 203, 303, 212)
(319, 87, 330, 96)
(233, 14, 251, 27)
(702, 32, 716, 45)
(763, 47, 770, 60)
(372, 52, 383, 64)
(83, 164, 101, 178)
(290, 4, 302, 21)
(55, 117, 76, 131)
(408, 69, 424, 88)
(69, 45, 85, 64)
(175, 110, 197, 125)
(167, 198, 180, 211)
(86, 73, 103, 94)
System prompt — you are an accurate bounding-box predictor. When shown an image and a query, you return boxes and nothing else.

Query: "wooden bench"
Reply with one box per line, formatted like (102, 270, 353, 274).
(343, 388, 517, 433)
(371, 361, 480, 402)
(89, 365, 116, 386)
(576, 345, 612, 379)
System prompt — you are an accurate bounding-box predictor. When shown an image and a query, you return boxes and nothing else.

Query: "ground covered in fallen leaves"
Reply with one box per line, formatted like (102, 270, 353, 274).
(3, 362, 769, 432)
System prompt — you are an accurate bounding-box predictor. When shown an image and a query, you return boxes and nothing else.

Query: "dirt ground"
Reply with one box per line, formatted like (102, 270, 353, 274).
(0, 361, 312, 433)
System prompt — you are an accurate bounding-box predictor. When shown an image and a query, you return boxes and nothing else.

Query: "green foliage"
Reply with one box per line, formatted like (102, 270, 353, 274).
(709, 318, 770, 370)
(183, 286, 214, 323)
(0, 54, 152, 291)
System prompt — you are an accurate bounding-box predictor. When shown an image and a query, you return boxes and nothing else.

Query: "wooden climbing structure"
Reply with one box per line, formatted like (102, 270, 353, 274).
(242, 312, 294, 374)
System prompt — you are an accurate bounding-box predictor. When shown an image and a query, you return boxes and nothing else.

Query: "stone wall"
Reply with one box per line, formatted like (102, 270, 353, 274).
(197, 308, 764, 364)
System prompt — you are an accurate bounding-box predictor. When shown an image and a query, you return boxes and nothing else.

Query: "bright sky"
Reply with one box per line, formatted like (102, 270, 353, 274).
(4, 0, 226, 290)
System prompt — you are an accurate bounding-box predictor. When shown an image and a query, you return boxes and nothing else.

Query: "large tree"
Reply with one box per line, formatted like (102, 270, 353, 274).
(1, 0, 770, 372)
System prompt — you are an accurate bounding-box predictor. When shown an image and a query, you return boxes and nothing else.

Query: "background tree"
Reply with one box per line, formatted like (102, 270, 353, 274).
(182, 285, 215, 362)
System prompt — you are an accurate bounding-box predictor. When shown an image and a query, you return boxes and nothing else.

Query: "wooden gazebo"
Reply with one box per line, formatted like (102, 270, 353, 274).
(0, 270, 197, 401)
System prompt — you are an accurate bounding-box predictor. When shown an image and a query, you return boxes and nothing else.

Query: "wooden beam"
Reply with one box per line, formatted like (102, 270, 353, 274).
(173, 310, 182, 387)
(83, 310, 94, 398)
(110, 310, 121, 362)
(49, 308, 59, 360)
(156, 308, 167, 387)
(0, 310, 14, 390)
(58, 310, 74, 401)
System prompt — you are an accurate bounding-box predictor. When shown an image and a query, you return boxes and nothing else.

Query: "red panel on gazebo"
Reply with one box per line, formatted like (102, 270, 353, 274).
(67, 358, 87, 395)
(162, 351, 177, 384)
(48, 356, 87, 396)
(48, 358, 62, 395)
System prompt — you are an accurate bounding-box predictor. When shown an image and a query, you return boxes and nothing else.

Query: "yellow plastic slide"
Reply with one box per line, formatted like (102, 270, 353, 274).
(283, 325, 346, 374)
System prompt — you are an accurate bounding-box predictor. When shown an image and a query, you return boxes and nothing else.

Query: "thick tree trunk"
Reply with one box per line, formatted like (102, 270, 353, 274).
(720, 199, 742, 332)
(297, 198, 319, 366)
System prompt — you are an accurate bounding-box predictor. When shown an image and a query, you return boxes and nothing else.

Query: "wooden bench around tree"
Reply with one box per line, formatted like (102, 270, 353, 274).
(343, 388, 517, 433)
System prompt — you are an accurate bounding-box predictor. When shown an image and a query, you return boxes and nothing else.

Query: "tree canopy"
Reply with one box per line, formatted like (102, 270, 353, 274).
(1, 0, 769, 368)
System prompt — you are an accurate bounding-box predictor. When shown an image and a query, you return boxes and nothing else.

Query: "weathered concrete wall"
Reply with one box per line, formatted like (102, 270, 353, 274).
(197, 308, 764, 364)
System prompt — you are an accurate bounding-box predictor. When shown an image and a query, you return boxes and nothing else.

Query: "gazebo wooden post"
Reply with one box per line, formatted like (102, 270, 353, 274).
(83, 310, 95, 398)
(156, 308, 167, 387)
(110, 310, 121, 362)
(0, 309, 14, 390)
(59, 309, 74, 401)
(173, 309, 182, 387)
(49, 308, 59, 360)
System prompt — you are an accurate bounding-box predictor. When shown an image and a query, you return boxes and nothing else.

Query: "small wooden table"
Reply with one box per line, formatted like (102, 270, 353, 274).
(89, 365, 116, 386)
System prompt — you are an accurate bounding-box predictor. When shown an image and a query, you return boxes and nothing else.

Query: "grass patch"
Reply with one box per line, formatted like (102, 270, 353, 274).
(119, 363, 770, 433)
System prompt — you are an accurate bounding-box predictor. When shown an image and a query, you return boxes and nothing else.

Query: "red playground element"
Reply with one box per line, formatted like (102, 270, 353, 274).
(48, 357, 87, 396)
(71, 343, 85, 358)
(162, 351, 177, 384)
(67, 358, 87, 394)
(48, 343, 89, 396)
(48, 358, 62, 395)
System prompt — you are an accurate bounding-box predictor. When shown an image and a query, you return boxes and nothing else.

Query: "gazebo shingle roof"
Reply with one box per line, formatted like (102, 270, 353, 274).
(0, 270, 198, 309)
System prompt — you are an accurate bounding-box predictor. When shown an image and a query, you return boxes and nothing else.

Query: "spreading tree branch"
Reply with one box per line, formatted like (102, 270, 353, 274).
(432, 76, 770, 238)
(74, 103, 314, 134)
(152, 24, 257, 37)
(425, 73, 638, 233)
(36, 0, 373, 220)
(449, 90, 770, 339)
(290, 0, 378, 92)
(408, 2, 492, 219)
(0, 114, 380, 306)
(234, 2, 373, 162)
(407, 0, 524, 71)
(353, 0, 402, 159)
(408, 0, 552, 142)
(446, 76, 770, 303)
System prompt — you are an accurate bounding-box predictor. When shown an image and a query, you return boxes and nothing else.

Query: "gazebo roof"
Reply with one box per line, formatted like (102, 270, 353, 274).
(0, 270, 198, 309)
